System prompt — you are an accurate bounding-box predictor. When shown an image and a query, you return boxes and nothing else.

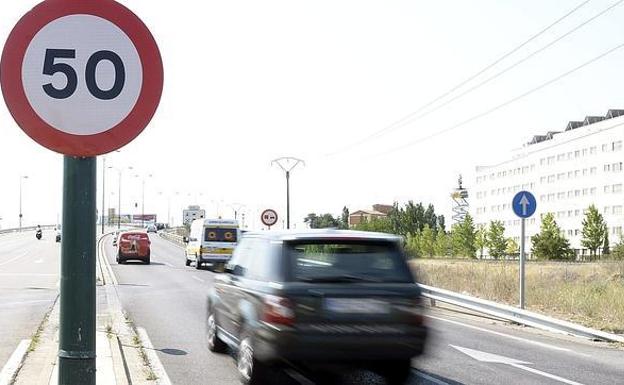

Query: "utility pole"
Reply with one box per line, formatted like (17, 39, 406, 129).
(101, 157, 106, 234)
(271, 157, 304, 229)
(19, 175, 28, 231)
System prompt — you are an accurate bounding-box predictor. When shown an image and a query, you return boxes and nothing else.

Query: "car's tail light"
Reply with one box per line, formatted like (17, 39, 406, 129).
(262, 295, 295, 326)
(410, 297, 425, 326)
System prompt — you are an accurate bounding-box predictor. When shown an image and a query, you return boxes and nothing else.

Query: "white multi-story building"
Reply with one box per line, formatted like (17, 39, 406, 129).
(473, 109, 624, 257)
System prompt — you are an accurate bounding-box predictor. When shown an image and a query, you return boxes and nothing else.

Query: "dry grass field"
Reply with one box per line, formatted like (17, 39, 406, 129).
(411, 259, 624, 333)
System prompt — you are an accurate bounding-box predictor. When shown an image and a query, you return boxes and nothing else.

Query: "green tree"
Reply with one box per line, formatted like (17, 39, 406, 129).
(340, 206, 350, 229)
(603, 228, 610, 256)
(437, 215, 446, 232)
(531, 213, 574, 260)
(581, 205, 607, 260)
(304, 213, 319, 228)
(451, 214, 477, 258)
(486, 220, 507, 259)
(475, 226, 486, 259)
(305, 213, 339, 228)
(420, 224, 435, 257)
(434, 228, 449, 257)
(610, 235, 624, 260)
(424, 204, 437, 232)
(505, 238, 519, 258)
(405, 231, 422, 258)
(354, 216, 394, 233)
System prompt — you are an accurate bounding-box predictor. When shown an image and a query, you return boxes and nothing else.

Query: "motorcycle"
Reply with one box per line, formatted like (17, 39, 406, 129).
(36, 230, 42, 240)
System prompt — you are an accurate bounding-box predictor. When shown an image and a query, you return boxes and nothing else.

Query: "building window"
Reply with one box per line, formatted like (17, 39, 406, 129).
(575, 229, 580, 236)
(548, 193, 555, 201)
(557, 173, 565, 180)
(604, 164, 611, 172)
(568, 230, 574, 236)
(590, 146, 597, 154)
(582, 188, 588, 196)
(582, 148, 588, 156)
(590, 187, 596, 195)
(558, 192, 566, 199)
(574, 150, 580, 158)
(590, 167, 597, 175)
(603, 143, 609, 152)
(567, 190, 573, 198)
(540, 195, 546, 201)
(574, 170, 580, 177)
(548, 175, 555, 183)
(615, 141, 623, 151)
(613, 206, 623, 215)
(548, 156, 555, 164)
(540, 158, 545, 166)
(540, 176, 546, 183)
(604, 185, 611, 193)
(604, 206, 610, 214)
(568, 210, 573, 217)
(614, 184, 623, 194)
(574, 190, 580, 197)
(583, 169, 588, 176)
(575, 209, 580, 216)
(613, 226, 622, 235)
(557, 154, 565, 161)
(614, 162, 623, 172)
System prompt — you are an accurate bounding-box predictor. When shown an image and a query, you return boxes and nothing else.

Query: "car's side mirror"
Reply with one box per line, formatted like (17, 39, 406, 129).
(183, 236, 189, 243)
(226, 265, 244, 276)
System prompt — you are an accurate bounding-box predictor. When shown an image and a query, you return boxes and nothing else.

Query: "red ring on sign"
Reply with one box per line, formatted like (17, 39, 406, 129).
(0, 0, 164, 156)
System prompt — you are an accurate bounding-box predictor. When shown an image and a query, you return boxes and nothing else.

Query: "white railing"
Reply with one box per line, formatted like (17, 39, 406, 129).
(418, 283, 624, 343)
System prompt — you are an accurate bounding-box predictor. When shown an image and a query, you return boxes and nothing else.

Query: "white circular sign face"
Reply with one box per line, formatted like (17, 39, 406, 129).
(261, 209, 278, 227)
(21, 14, 143, 136)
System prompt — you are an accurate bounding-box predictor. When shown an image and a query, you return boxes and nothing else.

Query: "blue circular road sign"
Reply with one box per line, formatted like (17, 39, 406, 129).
(512, 191, 537, 218)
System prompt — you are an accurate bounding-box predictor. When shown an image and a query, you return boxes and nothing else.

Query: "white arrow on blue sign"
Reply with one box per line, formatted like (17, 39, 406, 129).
(512, 191, 537, 218)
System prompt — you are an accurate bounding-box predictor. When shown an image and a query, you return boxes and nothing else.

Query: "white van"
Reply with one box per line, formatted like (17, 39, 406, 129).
(184, 218, 239, 270)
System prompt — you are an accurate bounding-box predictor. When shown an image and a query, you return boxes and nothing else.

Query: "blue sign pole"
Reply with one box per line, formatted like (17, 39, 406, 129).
(512, 191, 536, 309)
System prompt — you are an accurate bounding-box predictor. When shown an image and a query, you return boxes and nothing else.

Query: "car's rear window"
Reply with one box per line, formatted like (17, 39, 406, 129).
(121, 233, 149, 241)
(204, 228, 238, 243)
(287, 240, 413, 283)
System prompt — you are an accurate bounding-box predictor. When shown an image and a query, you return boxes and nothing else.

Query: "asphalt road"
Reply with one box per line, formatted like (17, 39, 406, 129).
(0, 231, 59, 370)
(103, 234, 624, 385)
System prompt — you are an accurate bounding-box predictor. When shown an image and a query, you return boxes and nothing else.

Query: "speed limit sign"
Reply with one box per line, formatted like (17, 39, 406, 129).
(0, 0, 163, 156)
(261, 209, 278, 227)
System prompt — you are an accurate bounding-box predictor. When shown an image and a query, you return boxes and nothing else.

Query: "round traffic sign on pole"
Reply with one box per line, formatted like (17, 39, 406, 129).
(512, 191, 537, 218)
(261, 209, 278, 227)
(0, 0, 163, 156)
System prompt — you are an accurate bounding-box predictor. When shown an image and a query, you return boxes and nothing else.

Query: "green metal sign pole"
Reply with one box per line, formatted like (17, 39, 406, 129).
(59, 156, 97, 385)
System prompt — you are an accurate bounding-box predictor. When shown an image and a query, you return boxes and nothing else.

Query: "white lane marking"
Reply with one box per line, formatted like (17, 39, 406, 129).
(162, 262, 174, 268)
(509, 363, 585, 385)
(0, 251, 29, 267)
(136, 327, 172, 385)
(451, 345, 585, 385)
(413, 370, 452, 385)
(0, 339, 31, 385)
(192, 276, 205, 283)
(426, 314, 572, 353)
(34, 259, 43, 264)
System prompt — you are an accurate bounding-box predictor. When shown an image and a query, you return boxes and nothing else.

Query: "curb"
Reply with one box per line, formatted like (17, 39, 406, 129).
(0, 340, 30, 385)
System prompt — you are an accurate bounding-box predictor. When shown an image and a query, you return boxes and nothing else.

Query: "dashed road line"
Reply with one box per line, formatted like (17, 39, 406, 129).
(426, 314, 572, 353)
(192, 276, 204, 283)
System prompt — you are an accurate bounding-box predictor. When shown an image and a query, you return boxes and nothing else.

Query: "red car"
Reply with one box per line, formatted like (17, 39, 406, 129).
(116, 231, 151, 264)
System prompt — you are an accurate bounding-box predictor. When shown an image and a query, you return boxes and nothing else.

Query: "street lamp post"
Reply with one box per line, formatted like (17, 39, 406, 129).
(134, 174, 152, 228)
(271, 157, 304, 229)
(19, 175, 28, 231)
(108, 166, 132, 230)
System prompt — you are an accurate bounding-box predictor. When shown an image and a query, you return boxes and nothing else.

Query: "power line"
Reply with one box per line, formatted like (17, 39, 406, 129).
(375, 40, 624, 157)
(326, 0, 593, 156)
(396, 0, 624, 131)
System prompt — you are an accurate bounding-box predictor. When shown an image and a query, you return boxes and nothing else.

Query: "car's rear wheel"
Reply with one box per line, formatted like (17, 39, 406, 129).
(207, 313, 227, 353)
(237, 333, 268, 385)
(185, 258, 191, 267)
(144, 251, 151, 265)
(374, 359, 412, 385)
(195, 255, 202, 270)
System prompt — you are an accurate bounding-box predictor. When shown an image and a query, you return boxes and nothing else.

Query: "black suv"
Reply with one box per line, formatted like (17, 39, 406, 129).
(207, 230, 427, 385)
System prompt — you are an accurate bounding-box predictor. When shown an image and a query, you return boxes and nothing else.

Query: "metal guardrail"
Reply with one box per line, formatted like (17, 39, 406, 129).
(0, 225, 56, 235)
(418, 283, 624, 343)
(159, 232, 185, 246)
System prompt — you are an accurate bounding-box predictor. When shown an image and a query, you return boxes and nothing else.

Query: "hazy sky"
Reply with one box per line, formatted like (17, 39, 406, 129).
(2, 0, 624, 229)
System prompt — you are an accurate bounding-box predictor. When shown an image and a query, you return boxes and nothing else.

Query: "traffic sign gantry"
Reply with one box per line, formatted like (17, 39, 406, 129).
(0, 1, 163, 384)
(0, 0, 163, 156)
(261, 209, 278, 227)
(511, 190, 536, 311)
